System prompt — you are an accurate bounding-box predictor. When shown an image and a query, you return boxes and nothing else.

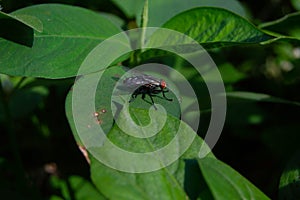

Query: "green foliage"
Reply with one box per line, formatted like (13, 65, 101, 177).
(198, 158, 269, 200)
(279, 151, 300, 199)
(0, 0, 300, 199)
(0, 4, 122, 78)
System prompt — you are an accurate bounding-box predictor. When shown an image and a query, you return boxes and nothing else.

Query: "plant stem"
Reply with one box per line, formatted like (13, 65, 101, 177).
(140, 0, 149, 49)
(129, 0, 148, 67)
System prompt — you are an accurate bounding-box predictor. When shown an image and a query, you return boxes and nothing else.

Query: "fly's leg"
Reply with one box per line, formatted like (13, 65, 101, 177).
(147, 93, 157, 110)
(142, 93, 146, 100)
(139, 93, 157, 109)
(162, 90, 173, 101)
(152, 88, 173, 101)
(129, 93, 137, 103)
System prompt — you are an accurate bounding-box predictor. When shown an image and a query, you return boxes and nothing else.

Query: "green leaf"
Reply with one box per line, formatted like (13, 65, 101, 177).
(279, 151, 300, 200)
(291, 0, 300, 11)
(68, 176, 106, 200)
(260, 36, 300, 46)
(0, 78, 49, 121)
(0, 10, 41, 46)
(259, 12, 300, 38)
(113, 0, 247, 28)
(198, 157, 270, 200)
(50, 175, 105, 200)
(89, 111, 214, 200)
(100, 12, 125, 28)
(144, 0, 247, 27)
(111, 0, 144, 18)
(0, 4, 123, 78)
(159, 7, 273, 49)
(66, 65, 215, 199)
(226, 91, 300, 106)
(65, 66, 181, 145)
(12, 13, 43, 32)
(202, 63, 246, 84)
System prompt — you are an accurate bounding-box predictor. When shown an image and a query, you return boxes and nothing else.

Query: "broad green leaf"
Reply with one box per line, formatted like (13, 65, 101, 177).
(279, 151, 300, 200)
(65, 66, 181, 145)
(66, 64, 215, 199)
(259, 12, 300, 38)
(198, 157, 270, 200)
(226, 91, 300, 106)
(143, 0, 247, 27)
(0, 10, 42, 46)
(0, 4, 124, 78)
(89, 110, 214, 200)
(158, 7, 274, 49)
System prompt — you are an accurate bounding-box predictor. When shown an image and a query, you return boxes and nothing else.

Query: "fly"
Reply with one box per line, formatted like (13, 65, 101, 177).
(123, 74, 173, 109)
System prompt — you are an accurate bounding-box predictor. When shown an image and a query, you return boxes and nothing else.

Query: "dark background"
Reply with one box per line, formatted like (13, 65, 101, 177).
(1, 0, 300, 199)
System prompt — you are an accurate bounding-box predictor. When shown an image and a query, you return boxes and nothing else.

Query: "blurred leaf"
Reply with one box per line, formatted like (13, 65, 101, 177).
(99, 12, 125, 28)
(198, 157, 270, 200)
(259, 12, 300, 38)
(142, 0, 247, 27)
(203, 63, 246, 84)
(226, 101, 266, 130)
(50, 175, 105, 200)
(9, 86, 48, 118)
(0, 4, 124, 78)
(279, 151, 300, 200)
(0, 85, 48, 121)
(111, 0, 144, 18)
(147, 7, 274, 50)
(49, 196, 64, 200)
(291, 0, 300, 11)
(257, 36, 300, 46)
(226, 91, 300, 106)
(68, 176, 106, 200)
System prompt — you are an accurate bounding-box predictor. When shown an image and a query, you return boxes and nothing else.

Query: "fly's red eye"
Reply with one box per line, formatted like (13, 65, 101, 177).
(160, 80, 167, 88)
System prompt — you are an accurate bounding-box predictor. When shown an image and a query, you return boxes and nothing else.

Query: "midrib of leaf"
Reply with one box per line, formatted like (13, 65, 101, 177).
(131, 110, 186, 197)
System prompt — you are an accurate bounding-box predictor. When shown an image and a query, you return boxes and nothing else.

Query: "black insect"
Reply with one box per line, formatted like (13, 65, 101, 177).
(123, 74, 173, 108)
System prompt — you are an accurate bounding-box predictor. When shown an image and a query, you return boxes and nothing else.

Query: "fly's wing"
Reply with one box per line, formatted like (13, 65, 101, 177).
(122, 66, 161, 88)
(123, 75, 160, 88)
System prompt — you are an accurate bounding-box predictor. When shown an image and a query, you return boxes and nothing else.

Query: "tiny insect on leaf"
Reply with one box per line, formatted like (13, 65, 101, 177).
(123, 74, 173, 109)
